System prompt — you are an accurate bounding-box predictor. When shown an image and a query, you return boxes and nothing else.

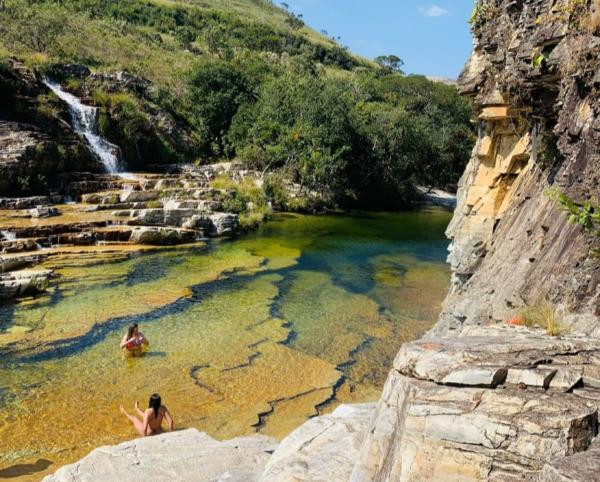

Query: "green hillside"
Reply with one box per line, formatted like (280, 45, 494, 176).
(0, 0, 474, 207)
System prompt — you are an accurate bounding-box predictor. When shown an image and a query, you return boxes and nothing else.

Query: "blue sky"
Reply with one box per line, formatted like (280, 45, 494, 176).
(286, 0, 474, 78)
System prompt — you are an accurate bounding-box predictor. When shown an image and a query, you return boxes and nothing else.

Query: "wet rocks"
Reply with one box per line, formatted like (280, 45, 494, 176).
(1, 238, 39, 254)
(49, 64, 91, 79)
(43, 429, 277, 482)
(0, 196, 52, 210)
(0, 254, 46, 272)
(205, 213, 239, 237)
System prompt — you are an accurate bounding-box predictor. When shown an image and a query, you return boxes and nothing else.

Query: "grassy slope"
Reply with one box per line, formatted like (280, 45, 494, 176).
(0, 0, 365, 95)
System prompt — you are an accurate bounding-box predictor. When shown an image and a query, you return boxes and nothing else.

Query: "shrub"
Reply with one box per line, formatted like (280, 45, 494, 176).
(263, 173, 290, 209)
(519, 299, 566, 336)
(240, 206, 269, 230)
(212, 175, 269, 215)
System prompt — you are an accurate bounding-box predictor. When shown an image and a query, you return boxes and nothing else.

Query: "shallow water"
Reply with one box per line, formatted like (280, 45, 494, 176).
(0, 211, 451, 478)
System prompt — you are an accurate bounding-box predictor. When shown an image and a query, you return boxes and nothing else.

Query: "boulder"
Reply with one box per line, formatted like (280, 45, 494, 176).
(260, 404, 375, 482)
(127, 208, 195, 227)
(207, 213, 239, 237)
(43, 429, 277, 482)
(0, 270, 52, 299)
(129, 227, 196, 245)
(119, 189, 160, 203)
(29, 206, 60, 218)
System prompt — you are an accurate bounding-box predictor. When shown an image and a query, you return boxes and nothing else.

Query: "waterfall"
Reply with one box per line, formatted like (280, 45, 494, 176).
(43, 79, 122, 174)
(1, 230, 16, 241)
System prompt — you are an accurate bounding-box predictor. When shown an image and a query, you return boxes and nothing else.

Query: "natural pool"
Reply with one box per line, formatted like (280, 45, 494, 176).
(0, 210, 451, 479)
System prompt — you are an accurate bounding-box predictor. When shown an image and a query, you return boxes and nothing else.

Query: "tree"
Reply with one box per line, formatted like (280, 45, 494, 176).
(185, 61, 251, 156)
(375, 55, 405, 74)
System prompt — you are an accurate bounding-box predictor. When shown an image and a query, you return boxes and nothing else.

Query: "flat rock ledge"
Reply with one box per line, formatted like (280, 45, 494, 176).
(43, 429, 277, 482)
(44, 404, 375, 482)
(0, 269, 52, 300)
(352, 326, 600, 482)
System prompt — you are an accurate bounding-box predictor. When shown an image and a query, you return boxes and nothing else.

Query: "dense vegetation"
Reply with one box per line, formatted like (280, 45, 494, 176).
(0, 0, 474, 207)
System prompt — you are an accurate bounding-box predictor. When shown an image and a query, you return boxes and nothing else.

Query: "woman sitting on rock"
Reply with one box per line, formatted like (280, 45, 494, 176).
(120, 393, 174, 436)
(120, 322, 149, 355)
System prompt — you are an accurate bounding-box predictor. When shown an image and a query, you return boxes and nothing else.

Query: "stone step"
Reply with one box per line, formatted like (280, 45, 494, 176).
(1, 238, 41, 254)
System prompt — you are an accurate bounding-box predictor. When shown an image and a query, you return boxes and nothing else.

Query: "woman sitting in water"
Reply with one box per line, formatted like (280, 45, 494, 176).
(120, 322, 149, 354)
(120, 393, 174, 437)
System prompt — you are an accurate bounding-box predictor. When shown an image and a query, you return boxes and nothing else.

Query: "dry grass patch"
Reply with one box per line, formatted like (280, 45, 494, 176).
(519, 298, 567, 336)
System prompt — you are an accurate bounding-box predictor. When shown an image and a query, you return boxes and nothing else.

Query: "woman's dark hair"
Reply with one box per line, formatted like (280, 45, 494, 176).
(149, 393, 161, 418)
(127, 323, 138, 339)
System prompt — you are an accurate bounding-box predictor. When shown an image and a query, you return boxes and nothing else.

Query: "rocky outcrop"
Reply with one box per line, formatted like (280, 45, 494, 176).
(259, 404, 375, 482)
(352, 326, 600, 481)
(0, 269, 51, 299)
(43, 429, 277, 482)
(433, 0, 600, 336)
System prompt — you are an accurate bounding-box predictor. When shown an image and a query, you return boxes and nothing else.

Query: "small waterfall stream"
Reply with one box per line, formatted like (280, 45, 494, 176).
(43, 79, 122, 174)
(1, 230, 16, 241)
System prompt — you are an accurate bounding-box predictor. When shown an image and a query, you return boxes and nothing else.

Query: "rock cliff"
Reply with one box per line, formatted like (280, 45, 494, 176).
(435, 0, 599, 335)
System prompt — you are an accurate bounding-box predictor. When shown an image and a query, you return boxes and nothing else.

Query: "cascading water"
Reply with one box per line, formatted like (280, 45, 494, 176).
(1, 230, 16, 241)
(43, 79, 122, 174)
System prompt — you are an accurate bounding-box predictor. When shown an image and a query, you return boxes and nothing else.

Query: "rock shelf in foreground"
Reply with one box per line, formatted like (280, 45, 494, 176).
(43, 404, 375, 482)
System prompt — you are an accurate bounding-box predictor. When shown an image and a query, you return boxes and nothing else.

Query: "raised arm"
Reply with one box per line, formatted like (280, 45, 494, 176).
(119, 333, 130, 349)
(140, 332, 149, 346)
(163, 406, 174, 432)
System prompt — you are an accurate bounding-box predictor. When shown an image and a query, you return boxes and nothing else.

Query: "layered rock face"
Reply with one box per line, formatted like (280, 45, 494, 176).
(351, 327, 600, 481)
(433, 0, 600, 336)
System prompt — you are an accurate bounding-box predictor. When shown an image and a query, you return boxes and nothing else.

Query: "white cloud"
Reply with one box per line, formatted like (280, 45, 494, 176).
(419, 4, 450, 17)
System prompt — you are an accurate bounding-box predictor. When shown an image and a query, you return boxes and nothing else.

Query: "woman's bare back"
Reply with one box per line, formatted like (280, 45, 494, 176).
(121, 402, 174, 437)
(146, 406, 166, 433)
